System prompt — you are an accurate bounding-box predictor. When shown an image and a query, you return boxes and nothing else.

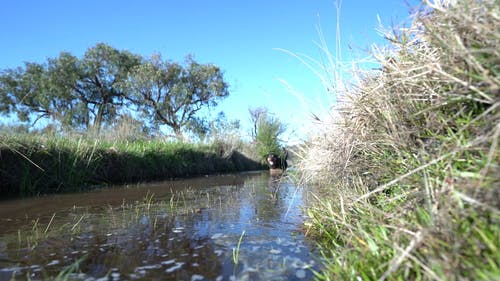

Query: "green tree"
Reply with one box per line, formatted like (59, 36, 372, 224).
(209, 111, 240, 141)
(0, 43, 141, 131)
(79, 43, 141, 131)
(45, 52, 85, 128)
(186, 116, 210, 141)
(192, 111, 240, 142)
(0, 61, 68, 126)
(124, 54, 229, 140)
(251, 107, 286, 159)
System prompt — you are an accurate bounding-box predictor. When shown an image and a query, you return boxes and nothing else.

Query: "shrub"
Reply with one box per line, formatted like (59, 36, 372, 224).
(254, 111, 286, 159)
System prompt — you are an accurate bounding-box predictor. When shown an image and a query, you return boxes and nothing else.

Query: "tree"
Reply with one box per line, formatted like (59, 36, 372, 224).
(0, 43, 141, 131)
(78, 43, 141, 131)
(45, 52, 86, 128)
(209, 111, 240, 140)
(0, 61, 71, 126)
(124, 54, 229, 140)
(249, 106, 267, 139)
(252, 108, 286, 159)
(191, 111, 240, 142)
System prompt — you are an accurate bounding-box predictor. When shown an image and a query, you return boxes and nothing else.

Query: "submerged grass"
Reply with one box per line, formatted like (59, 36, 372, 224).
(3, 185, 243, 279)
(232, 230, 246, 266)
(0, 133, 265, 197)
(297, 0, 499, 280)
(11, 186, 232, 253)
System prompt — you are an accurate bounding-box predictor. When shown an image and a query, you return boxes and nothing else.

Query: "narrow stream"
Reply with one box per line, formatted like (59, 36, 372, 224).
(0, 171, 319, 280)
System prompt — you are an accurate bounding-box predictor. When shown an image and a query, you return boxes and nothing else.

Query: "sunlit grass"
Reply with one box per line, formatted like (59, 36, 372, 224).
(296, 0, 499, 280)
(0, 133, 264, 197)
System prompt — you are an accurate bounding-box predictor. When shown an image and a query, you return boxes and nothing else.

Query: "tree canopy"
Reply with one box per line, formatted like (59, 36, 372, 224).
(123, 54, 229, 140)
(250, 107, 286, 158)
(0, 44, 229, 139)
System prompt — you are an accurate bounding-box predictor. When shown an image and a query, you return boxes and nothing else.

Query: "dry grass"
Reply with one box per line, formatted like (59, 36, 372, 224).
(297, 0, 499, 280)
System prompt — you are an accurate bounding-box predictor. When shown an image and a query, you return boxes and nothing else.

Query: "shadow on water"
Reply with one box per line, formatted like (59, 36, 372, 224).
(0, 171, 319, 280)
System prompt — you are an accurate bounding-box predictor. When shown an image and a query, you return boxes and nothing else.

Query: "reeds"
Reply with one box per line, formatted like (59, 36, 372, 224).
(297, 0, 499, 279)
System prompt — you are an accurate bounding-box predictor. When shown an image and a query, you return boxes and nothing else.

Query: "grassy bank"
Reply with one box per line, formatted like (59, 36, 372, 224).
(298, 0, 499, 280)
(0, 133, 265, 197)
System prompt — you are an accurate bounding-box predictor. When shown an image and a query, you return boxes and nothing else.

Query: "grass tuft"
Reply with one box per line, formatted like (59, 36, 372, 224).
(297, 0, 499, 280)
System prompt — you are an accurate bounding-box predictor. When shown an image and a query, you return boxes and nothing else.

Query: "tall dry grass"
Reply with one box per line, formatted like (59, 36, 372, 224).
(297, 0, 499, 280)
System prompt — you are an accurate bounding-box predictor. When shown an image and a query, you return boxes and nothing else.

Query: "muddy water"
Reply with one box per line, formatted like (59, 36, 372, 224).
(0, 172, 319, 280)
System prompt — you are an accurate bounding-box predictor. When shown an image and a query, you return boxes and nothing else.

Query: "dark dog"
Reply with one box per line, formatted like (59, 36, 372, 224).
(267, 154, 287, 170)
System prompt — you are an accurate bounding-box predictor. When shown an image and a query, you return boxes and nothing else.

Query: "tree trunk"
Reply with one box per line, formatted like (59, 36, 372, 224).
(173, 127, 185, 142)
(93, 103, 104, 133)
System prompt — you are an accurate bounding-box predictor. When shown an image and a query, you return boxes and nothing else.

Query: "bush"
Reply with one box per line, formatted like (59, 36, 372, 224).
(254, 111, 286, 159)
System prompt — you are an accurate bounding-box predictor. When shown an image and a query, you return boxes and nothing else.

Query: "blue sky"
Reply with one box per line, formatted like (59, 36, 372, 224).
(0, 0, 418, 142)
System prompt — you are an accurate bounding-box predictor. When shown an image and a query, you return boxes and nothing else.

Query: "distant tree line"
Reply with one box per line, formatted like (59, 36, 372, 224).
(0, 43, 229, 140)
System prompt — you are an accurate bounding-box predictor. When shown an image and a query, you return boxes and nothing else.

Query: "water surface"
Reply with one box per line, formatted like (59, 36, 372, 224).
(0, 171, 318, 280)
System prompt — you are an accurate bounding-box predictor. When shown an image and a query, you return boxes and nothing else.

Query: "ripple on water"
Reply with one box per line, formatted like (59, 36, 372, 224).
(270, 248, 282, 254)
(296, 269, 307, 279)
(46, 260, 60, 266)
(164, 262, 184, 273)
(135, 264, 162, 271)
(190, 274, 204, 281)
(160, 259, 176, 265)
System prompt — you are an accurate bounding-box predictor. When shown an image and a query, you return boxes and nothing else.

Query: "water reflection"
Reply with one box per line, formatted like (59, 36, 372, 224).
(0, 172, 318, 280)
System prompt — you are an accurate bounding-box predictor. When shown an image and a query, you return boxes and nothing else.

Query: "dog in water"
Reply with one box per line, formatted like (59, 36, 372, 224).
(267, 153, 287, 170)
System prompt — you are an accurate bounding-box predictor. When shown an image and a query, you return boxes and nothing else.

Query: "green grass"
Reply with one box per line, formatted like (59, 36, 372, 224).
(297, 0, 499, 280)
(232, 230, 246, 266)
(0, 133, 265, 197)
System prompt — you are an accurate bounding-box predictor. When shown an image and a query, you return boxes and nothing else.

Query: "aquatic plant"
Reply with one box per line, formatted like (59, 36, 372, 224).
(52, 255, 87, 281)
(232, 230, 246, 266)
(297, 0, 499, 280)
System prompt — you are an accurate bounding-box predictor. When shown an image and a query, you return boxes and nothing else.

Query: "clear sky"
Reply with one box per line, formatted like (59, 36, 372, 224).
(0, 0, 418, 143)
